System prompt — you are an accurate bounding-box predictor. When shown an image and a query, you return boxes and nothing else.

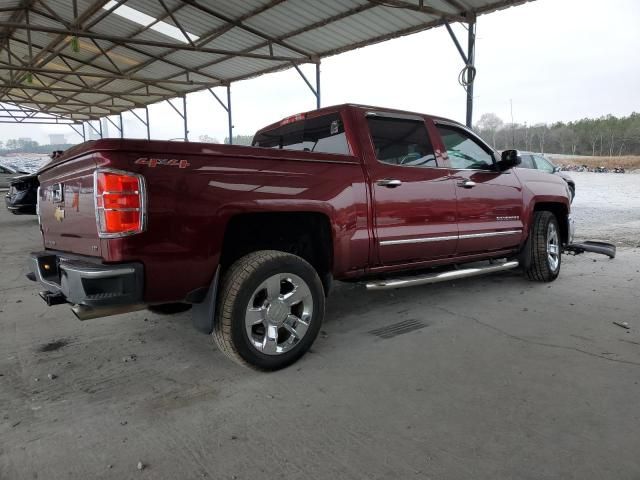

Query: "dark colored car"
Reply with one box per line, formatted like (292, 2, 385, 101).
(5, 173, 39, 215)
(0, 164, 26, 188)
(519, 153, 575, 202)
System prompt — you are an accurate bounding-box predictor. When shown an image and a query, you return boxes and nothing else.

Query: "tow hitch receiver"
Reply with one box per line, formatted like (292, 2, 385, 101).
(39, 291, 67, 306)
(564, 241, 616, 259)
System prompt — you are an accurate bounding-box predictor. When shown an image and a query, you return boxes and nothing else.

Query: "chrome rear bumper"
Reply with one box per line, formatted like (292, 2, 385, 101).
(29, 251, 144, 317)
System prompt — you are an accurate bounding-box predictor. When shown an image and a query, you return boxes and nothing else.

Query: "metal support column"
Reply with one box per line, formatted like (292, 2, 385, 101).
(315, 63, 321, 109)
(145, 106, 150, 139)
(87, 120, 102, 139)
(207, 86, 233, 144)
(444, 20, 477, 128)
(68, 123, 85, 141)
(130, 108, 150, 139)
(82, 122, 86, 142)
(119, 113, 123, 138)
(293, 62, 321, 109)
(466, 19, 476, 128)
(166, 96, 188, 141)
(183, 95, 188, 142)
(105, 115, 123, 138)
(227, 86, 232, 144)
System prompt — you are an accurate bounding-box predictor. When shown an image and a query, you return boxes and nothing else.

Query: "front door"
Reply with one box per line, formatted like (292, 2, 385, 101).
(364, 113, 458, 265)
(434, 123, 524, 256)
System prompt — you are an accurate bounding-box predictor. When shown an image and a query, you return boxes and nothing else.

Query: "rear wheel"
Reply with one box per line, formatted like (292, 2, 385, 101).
(213, 250, 324, 370)
(524, 211, 561, 282)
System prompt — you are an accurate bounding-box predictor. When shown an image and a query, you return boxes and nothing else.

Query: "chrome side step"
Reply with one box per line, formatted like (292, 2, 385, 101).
(366, 260, 520, 290)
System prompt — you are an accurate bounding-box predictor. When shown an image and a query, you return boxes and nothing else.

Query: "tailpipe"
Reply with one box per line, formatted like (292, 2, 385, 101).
(71, 303, 147, 320)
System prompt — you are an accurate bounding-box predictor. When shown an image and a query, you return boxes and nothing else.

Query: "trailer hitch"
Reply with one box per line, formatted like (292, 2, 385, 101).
(564, 241, 616, 259)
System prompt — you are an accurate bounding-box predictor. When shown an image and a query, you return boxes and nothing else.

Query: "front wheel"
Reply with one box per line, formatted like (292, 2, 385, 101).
(523, 211, 561, 282)
(213, 250, 325, 370)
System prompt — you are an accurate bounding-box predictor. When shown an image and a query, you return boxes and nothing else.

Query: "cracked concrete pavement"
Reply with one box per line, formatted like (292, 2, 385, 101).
(1, 173, 639, 479)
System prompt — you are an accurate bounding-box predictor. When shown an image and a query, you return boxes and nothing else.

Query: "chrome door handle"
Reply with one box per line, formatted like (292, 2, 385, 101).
(457, 180, 476, 188)
(377, 178, 402, 188)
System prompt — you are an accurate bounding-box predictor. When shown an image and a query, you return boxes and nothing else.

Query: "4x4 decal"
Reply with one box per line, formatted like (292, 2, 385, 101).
(135, 157, 190, 169)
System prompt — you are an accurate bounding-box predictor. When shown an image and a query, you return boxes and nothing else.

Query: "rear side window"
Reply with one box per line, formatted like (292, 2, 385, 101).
(252, 113, 350, 155)
(367, 116, 436, 167)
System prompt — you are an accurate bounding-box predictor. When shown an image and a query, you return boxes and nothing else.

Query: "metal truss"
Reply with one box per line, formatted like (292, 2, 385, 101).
(0, 0, 523, 138)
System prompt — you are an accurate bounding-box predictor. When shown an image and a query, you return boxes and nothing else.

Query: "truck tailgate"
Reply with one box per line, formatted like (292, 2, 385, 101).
(38, 154, 101, 257)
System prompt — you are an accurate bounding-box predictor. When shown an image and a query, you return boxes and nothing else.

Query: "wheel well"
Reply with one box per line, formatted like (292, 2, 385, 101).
(220, 212, 333, 291)
(533, 202, 569, 243)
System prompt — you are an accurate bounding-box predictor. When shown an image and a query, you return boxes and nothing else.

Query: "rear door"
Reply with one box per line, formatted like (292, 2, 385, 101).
(433, 122, 524, 256)
(363, 112, 458, 265)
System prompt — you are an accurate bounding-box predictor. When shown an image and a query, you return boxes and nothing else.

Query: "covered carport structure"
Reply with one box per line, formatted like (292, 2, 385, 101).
(0, 0, 531, 143)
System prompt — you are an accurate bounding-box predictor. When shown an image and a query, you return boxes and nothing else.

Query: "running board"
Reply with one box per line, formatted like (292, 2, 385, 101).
(366, 260, 520, 290)
(564, 241, 616, 259)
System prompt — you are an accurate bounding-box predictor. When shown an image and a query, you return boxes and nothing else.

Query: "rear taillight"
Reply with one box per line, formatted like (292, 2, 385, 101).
(94, 169, 146, 238)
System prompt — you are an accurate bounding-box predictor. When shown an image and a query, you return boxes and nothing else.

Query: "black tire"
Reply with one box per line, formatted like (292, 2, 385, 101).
(213, 250, 325, 371)
(568, 185, 575, 203)
(524, 211, 561, 282)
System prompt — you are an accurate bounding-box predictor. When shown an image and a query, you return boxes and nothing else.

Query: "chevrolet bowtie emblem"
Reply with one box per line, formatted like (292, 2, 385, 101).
(54, 206, 65, 222)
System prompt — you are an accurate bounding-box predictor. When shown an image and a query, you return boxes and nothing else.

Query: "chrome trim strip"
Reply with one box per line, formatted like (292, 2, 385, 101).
(380, 229, 522, 246)
(459, 230, 522, 240)
(381, 235, 458, 246)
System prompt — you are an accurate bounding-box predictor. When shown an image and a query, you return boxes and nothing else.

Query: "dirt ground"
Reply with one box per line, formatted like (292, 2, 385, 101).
(1, 173, 639, 480)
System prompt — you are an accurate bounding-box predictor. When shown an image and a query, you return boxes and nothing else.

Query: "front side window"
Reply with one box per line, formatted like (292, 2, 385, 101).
(437, 125, 494, 170)
(519, 154, 535, 169)
(367, 116, 436, 167)
(252, 113, 350, 155)
(534, 155, 555, 173)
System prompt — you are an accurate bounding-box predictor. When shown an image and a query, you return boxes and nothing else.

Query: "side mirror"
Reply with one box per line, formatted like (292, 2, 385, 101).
(496, 149, 521, 171)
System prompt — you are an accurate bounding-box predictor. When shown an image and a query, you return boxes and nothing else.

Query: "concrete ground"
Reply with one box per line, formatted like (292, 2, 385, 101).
(1, 173, 639, 480)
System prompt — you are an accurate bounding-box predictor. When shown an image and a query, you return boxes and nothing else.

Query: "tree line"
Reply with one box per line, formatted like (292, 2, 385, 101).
(474, 112, 640, 156)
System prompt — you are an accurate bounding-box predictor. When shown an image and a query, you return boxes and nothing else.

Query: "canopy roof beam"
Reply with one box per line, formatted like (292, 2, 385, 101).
(207, 86, 233, 145)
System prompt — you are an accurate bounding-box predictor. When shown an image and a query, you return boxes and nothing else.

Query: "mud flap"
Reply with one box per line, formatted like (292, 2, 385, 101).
(191, 267, 219, 334)
(564, 241, 616, 259)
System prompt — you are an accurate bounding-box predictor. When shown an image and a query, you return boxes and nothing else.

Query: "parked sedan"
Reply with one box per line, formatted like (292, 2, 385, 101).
(519, 153, 575, 202)
(5, 173, 39, 215)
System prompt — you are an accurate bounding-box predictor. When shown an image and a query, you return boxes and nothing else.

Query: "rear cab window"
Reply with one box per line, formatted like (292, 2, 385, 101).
(366, 115, 437, 168)
(252, 112, 351, 155)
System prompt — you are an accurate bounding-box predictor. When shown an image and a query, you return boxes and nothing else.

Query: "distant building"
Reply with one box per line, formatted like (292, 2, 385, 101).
(49, 134, 66, 145)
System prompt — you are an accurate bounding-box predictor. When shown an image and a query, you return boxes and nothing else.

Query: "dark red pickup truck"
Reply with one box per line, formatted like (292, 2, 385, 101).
(29, 104, 574, 370)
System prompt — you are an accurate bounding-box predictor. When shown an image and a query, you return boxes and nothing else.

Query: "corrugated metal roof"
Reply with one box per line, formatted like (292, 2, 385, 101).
(0, 0, 532, 122)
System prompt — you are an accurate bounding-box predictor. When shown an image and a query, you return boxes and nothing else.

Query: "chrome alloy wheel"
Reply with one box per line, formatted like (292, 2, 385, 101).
(245, 273, 313, 355)
(547, 222, 560, 271)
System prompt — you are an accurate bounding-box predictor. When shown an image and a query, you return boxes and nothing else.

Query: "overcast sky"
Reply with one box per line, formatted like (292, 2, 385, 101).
(1, 0, 639, 144)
